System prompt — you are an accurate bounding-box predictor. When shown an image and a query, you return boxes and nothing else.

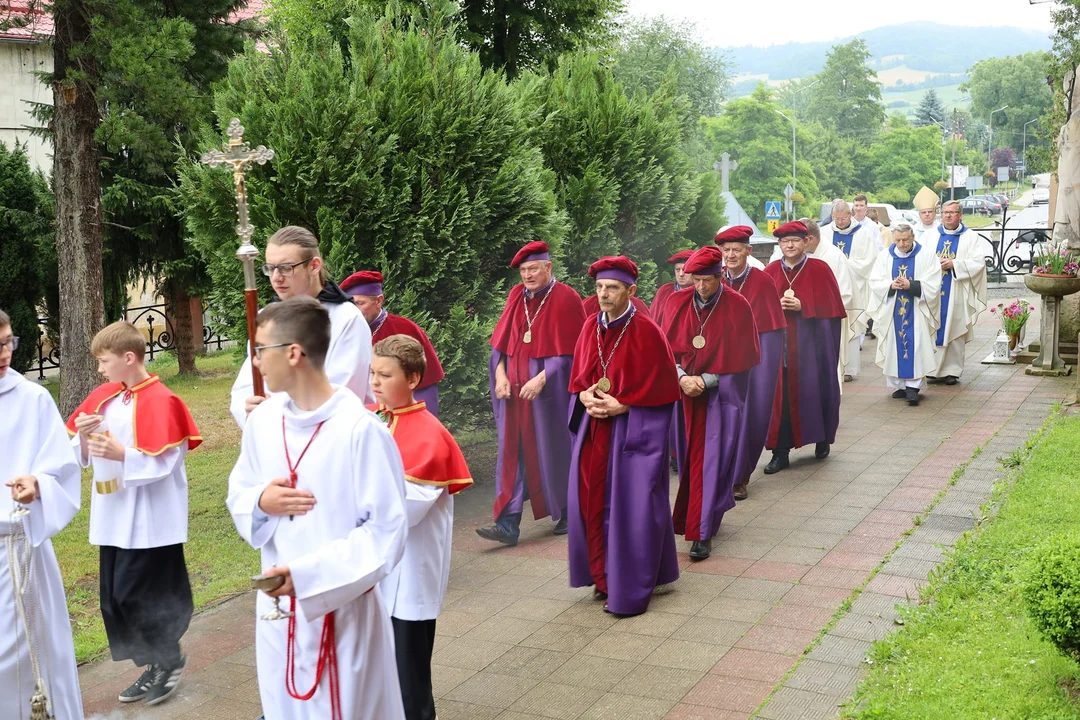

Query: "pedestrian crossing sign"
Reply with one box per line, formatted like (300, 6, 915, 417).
(765, 201, 782, 219)
(767, 219, 780, 234)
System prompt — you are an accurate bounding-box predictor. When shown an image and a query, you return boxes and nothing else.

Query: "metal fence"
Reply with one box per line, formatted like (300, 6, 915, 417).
(30, 302, 230, 380)
(975, 207, 1050, 281)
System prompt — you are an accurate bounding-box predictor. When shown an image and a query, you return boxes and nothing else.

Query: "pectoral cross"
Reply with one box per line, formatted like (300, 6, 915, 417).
(201, 118, 275, 396)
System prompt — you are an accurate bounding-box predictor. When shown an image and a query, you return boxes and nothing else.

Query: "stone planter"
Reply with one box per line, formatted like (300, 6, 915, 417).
(1023, 273, 1080, 376)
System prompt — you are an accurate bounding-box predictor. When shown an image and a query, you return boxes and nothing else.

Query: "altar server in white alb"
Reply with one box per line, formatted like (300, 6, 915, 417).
(369, 335, 473, 720)
(230, 225, 373, 427)
(929, 201, 989, 385)
(821, 200, 876, 381)
(68, 321, 202, 707)
(0, 310, 85, 720)
(868, 223, 942, 406)
(227, 296, 408, 720)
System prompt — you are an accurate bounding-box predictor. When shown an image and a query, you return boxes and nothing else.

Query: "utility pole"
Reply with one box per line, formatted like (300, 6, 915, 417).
(950, 109, 959, 202)
(988, 104, 1009, 172)
(775, 109, 796, 218)
(929, 115, 947, 201)
(1023, 118, 1037, 179)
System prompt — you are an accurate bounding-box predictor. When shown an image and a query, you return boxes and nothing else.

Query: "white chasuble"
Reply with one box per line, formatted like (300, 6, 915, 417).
(934, 225, 989, 347)
(228, 388, 408, 720)
(0, 371, 84, 720)
(811, 241, 856, 384)
(230, 301, 373, 427)
(822, 222, 876, 334)
(869, 244, 942, 380)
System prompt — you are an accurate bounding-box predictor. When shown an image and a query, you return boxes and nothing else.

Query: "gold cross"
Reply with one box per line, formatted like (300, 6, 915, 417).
(200, 119, 275, 253)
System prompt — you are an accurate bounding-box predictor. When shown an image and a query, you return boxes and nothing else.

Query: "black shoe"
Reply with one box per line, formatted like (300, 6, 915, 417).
(926, 375, 942, 384)
(733, 482, 748, 501)
(476, 525, 519, 546)
(944, 376, 959, 386)
(689, 538, 713, 561)
(891, 389, 906, 399)
(118, 665, 156, 703)
(905, 388, 920, 406)
(145, 655, 186, 706)
(815, 442, 830, 459)
(552, 518, 568, 535)
(764, 452, 789, 474)
(593, 587, 608, 601)
(865, 331, 876, 340)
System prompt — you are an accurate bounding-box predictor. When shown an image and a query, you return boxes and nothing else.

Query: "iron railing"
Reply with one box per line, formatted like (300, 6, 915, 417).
(974, 206, 1050, 281)
(31, 302, 230, 380)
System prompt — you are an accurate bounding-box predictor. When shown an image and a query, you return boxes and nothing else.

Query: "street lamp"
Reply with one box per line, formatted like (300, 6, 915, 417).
(928, 114, 948, 200)
(1023, 118, 1038, 177)
(988, 104, 1009, 171)
(775, 108, 796, 219)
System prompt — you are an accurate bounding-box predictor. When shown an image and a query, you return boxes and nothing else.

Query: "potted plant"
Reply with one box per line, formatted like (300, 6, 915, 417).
(990, 299, 1032, 353)
(1031, 243, 1080, 278)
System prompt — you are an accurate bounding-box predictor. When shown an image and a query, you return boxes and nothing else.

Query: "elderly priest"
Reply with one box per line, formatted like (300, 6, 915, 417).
(763, 221, 847, 474)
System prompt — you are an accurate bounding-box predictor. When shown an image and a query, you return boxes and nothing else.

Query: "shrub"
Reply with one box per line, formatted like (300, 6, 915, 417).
(1024, 532, 1080, 657)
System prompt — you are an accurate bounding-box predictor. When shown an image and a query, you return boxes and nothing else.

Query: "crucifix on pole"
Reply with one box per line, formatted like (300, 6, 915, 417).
(200, 118, 275, 397)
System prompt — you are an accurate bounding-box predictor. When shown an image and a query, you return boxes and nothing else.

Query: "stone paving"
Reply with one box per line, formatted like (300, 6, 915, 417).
(79, 304, 1073, 720)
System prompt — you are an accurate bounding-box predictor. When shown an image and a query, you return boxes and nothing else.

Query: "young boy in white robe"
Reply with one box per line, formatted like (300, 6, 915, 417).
(0, 310, 85, 720)
(369, 335, 473, 720)
(68, 321, 202, 707)
(227, 296, 408, 720)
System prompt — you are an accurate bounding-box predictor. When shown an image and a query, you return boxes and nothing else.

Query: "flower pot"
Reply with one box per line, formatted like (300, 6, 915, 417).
(1008, 331, 1020, 351)
(1023, 273, 1080, 297)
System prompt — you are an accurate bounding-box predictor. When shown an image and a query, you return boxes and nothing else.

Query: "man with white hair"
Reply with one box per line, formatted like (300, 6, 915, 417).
(803, 220, 856, 385)
(868, 223, 942, 405)
(929, 201, 988, 385)
(821, 200, 875, 382)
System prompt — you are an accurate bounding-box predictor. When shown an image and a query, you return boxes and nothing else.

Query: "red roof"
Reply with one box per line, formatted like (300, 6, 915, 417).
(1, 0, 266, 42)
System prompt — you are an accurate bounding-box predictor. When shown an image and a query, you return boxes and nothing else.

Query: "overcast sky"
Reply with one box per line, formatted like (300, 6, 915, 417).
(623, 0, 1054, 48)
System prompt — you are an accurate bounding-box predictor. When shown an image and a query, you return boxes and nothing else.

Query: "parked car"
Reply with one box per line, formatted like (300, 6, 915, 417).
(960, 197, 994, 216)
(1033, 188, 1050, 205)
(992, 193, 1011, 209)
(969, 195, 1002, 214)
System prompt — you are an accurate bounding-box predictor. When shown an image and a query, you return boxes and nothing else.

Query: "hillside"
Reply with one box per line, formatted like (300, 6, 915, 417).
(722, 22, 1050, 82)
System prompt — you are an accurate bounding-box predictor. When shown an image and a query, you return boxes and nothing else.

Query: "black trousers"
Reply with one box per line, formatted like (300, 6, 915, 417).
(99, 544, 193, 668)
(392, 617, 437, 720)
(777, 366, 795, 452)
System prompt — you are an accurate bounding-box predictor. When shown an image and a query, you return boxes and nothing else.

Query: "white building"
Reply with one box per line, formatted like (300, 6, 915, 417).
(0, 6, 53, 171)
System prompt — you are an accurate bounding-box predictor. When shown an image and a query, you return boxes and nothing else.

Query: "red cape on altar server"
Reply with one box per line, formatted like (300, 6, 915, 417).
(65, 375, 202, 455)
(368, 401, 472, 495)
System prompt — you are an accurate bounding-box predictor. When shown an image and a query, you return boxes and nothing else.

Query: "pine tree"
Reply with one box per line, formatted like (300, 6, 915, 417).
(914, 88, 947, 129)
(0, 142, 52, 374)
(177, 1, 565, 424)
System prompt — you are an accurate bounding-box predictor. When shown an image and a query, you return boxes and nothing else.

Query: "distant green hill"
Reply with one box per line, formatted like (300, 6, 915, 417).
(722, 22, 1050, 82)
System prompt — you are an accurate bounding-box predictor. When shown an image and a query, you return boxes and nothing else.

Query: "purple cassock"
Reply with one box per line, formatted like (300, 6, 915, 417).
(415, 385, 439, 418)
(732, 329, 784, 482)
(566, 406, 682, 615)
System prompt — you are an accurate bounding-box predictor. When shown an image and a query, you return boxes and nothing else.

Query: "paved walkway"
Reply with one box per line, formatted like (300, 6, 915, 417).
(79, 305, 1072, 720)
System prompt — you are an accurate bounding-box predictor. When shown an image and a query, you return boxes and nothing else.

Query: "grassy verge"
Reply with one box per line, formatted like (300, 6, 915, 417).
(47, 351, 259, 662)
(844, 412, 1080, 719)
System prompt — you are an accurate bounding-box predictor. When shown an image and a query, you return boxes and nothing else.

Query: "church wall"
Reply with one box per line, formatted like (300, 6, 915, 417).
(0, 40, 52, 172)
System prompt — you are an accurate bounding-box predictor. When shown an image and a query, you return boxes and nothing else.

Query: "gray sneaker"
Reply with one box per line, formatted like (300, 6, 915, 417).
(118, 665, 156, 702)
(145, 655, 187, 706)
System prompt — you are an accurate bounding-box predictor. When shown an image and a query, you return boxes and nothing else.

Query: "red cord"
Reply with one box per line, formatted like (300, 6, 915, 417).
(282, 417, 325, 488)
(285, 599, 341, 720)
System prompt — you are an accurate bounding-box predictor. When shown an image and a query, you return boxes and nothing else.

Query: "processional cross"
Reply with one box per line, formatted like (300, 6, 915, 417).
(201, 118, 275, 396)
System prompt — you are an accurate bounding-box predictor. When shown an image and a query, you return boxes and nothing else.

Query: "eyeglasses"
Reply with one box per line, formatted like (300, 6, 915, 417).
(253, 342, 292, 358)
(0, 337, 19, 352)
(778, 238, 803, 245)
(261, 259, 312, 277)
(942, 211, 962, 216)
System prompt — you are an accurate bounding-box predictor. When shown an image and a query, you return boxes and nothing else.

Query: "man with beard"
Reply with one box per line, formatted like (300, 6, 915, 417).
(928, 201, 988, 385)
(822, 200, 875, 382)
(478, 242, 586, 546)
(716, 226, 786, 501)
(663, 246, 759, 560)
(763, 222, 847, 474)
(868, 224, 942, 406)
(567, 256, 680, 615)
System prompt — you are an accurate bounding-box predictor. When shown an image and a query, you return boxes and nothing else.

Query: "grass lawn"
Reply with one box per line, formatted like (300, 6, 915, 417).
(48, 351, 259, 663)
(844, 412, 1080, 719)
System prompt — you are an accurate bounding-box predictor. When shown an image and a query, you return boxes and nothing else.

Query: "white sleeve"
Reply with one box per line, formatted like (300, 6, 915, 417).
(70, 433, 90, 469)
(328, 310, 373, 404)
(290, 422, 408, 621)
(121, 446, 184, 488)
(226, 416, 280, 549)
(405, 483, 445, 528)
(27, 391, 82, 547)
(230, 357, 256, 429)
